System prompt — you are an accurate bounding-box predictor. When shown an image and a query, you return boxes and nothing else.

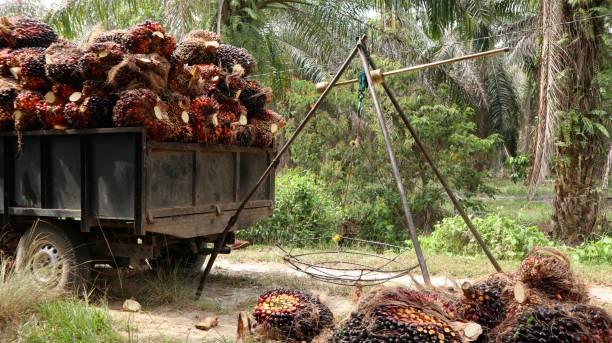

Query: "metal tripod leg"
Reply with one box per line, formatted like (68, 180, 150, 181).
(356, 45, 432, 286)
(361, 47, 503, 273)
(195, 37, 364, 298)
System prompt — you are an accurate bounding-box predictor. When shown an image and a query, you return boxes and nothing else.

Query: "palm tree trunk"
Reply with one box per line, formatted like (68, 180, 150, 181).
(543, 1, 606, 244)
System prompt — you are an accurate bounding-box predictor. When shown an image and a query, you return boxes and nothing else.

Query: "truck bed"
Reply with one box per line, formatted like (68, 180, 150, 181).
(0, 127, 275, 238)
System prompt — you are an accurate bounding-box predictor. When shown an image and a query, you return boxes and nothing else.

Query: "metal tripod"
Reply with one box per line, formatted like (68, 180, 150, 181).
(195, 35, 502, 297)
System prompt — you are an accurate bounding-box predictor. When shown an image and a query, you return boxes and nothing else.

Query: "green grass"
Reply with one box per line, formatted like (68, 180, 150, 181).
(16, 300, 120, 342)
(223, 245, 612, 286)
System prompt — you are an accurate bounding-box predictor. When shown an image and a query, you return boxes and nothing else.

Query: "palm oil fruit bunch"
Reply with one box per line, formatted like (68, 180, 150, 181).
(0, 17, 57, 48)
(239, 80, 271, 116)
(496, 305, 589, 343)
(459, 279, 506, 328)
(44, 41, 83, 88)
(122, 21, 175, 58)
(373, 305, 460, 343)
(80, 41, 124, 80)
(113, 88, 176, 141)
(172, 30, 220, 66)
(253, 289, 308, 326)
(8, 47, 48, 91)
(13, 90, 43, 130)
(253, 289, 333, 342)
(216, 44, 256, 76)
(567, 304, 612, 342)
(516, 247, 587, 302)
(189, 96, 219, 143)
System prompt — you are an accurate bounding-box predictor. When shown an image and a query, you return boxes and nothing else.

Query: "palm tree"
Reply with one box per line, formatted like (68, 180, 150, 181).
(528, 0, 609, 243)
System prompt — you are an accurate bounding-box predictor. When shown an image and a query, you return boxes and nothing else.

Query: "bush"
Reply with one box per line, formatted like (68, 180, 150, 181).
(420, 215, 555, 259)
(239, 169, 344, 244)
(572, 236, 612, 265)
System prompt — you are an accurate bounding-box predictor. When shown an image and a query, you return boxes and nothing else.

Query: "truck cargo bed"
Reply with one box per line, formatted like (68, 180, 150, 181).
(0, 127, 274, 239)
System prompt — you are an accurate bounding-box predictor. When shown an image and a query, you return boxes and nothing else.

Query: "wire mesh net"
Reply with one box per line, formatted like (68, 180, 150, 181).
(276, 236, 419, 287)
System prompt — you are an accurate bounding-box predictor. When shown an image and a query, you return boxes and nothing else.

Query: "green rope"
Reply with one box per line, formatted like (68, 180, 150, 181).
(357, 70, 368, 117)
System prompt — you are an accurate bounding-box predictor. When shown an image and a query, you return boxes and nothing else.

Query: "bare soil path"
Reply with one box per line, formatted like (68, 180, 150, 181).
(104, 257, 612, 342)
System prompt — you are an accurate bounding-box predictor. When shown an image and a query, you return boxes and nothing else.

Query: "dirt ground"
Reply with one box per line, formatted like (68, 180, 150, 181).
(100, 254, 612, 343)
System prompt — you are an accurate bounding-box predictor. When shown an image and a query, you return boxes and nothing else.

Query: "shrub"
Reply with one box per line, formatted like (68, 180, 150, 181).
(420, 215, 555, 259)
(572, 236, 612, 265)
(239, 169, 344, 244)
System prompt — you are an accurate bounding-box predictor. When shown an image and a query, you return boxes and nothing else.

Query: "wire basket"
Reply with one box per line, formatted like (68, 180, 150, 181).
(276, 236, 419, 287)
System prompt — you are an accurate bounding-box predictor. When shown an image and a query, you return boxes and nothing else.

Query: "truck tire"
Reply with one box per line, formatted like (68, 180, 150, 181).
(15, 222, 91, 293)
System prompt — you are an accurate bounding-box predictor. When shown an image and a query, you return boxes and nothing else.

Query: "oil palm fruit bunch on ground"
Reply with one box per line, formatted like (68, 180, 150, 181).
(44, 41, 83, 87)
(516, 247, 587, 302)
(253, 289, 333, 342)
(122, 21, 175, 58)
(0, 17, 57, 48)
(492, 305, 603, 343)
(459, 276, 509, 329)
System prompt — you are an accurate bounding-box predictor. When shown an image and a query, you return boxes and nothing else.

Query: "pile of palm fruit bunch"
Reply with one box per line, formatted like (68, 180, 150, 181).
(330, 287, 480, 343)
(456, 247, 611, 342)
(0, 16, 285, 147)
(252, 288, 333, 342)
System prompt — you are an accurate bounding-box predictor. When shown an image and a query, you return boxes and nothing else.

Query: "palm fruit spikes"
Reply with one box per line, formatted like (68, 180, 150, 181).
(122, 21, 176, 58)
(44, 41, 83, 87)
(217, 44, 256, 76)
(0, 17, 57, 48)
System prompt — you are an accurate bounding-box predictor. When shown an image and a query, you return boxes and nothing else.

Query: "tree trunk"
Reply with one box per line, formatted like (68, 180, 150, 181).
(547, 1, 606, 244)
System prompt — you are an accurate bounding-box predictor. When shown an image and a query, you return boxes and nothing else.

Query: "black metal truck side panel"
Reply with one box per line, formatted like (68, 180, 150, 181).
(0, 128, 274, 238)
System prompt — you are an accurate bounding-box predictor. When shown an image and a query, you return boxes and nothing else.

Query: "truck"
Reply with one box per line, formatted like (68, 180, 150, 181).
(0, 127, 275, 290)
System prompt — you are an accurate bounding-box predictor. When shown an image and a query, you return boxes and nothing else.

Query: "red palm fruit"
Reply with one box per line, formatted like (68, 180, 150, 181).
(49, 83, 77, 102)
(35, 100, 65, 129)
(80, 41, 124, 80)
(113, 88, 176, 141)
(0, 17, 57, 48)
(216, 71, 247, 100)
(165, 92, 192, 142)
(89, 30, 127, 46)
(0, 48, 12, 76)
(63, 101, 88, 128)
(44, 41, 83, 87)
(261, 109, 286, 130)
(214, 102, 242, 145)
(0, 77, 20, 106)
(5, 47, 48, 90)
(123, 21, 175, 58)
(189, 96, 219, 143)
(81, 96, 116, 128)
(173, 30, 220, 66)
(0, 105, 14, 131)
(239, 80, 271, 116)
(216, 44, 256, 76)
(14, 90, 43, 130)
(234, 124, 254, 146)
(250, 117, 274, 147)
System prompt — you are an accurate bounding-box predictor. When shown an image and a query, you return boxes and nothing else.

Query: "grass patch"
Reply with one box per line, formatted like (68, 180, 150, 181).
(16, 300, 120, 342)
(224, 245, 612, 285)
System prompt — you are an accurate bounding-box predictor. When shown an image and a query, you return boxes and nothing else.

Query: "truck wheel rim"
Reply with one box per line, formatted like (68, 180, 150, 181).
(30, 243, 62, 285)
